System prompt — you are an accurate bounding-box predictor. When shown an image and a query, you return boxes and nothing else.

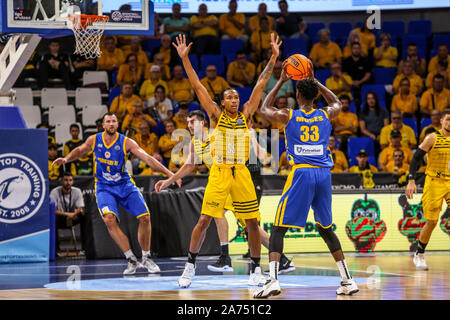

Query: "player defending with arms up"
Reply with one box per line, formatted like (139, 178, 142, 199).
(406, 108, 450, 270)
(52, 112, 179, 275)
(172, 33, 281, 288)
(253, 61, 359, 298)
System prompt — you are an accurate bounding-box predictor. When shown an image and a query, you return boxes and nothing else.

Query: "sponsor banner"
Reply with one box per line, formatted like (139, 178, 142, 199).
(0, 129, 49, 262)
(226, 193, 450, 255)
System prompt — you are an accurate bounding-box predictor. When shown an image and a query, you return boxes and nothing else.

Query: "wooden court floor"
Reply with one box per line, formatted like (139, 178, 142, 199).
(0, 252, 448, 300)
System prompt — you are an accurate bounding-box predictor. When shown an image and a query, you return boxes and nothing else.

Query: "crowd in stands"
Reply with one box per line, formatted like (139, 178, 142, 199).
(3, 0, 448, 187)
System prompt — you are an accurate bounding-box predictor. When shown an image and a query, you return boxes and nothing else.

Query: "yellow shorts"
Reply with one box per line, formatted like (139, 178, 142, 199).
(202, 164, 260, 222)
(422, 175, 450, 220)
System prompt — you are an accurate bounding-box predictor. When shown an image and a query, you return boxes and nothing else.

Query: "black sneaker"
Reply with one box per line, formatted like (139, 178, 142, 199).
(242, 250, 251, 259)
(207, 255, 234, 272)
(278, 258, 295, 274)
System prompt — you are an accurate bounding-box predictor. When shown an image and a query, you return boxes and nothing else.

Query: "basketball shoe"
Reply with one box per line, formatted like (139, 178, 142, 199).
(179, 262, 195, 288)
(123, 258, 139, 275)
(253, 277, 281, 298)
(413, 252, 429, 270)
(336, 278, 359, 295)
(248, 266, 265, 286)
(207, 255, 234, 272)
(141, 256, 160, 273)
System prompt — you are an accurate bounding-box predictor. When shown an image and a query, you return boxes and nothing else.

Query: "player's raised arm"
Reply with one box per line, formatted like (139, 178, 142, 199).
(52, 135, 94, 166)
(405, 132, 435, 199)
(258, 60, 292, 126)
(243, 33, 282, 119)
(172, 35, 222, 124)
(155, 141, 197, 192)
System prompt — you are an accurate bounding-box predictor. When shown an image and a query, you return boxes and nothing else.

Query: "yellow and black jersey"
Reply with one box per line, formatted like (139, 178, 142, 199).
(425, 130, 450, 180)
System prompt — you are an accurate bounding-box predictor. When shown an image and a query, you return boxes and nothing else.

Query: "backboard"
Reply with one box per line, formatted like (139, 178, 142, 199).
(0, 0, 154, 36)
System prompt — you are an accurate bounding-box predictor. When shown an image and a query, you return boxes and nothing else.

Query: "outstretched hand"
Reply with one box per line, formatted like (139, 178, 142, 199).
(270, 33, 282, 58)
(172, 34, 193, 59)
(281, 60, 294, 83)
(52, 158, 67, 167)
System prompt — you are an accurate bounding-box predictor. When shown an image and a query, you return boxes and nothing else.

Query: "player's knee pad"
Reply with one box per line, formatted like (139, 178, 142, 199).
(269, 226, 288, 254)
(316, 224, 342, 253)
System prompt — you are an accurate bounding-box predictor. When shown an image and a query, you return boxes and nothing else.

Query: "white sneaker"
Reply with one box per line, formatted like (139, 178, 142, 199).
(336, 278, 359, 295)
(141, 257, 160, 273)
(178, 262, 195, 288)
(253, 277, 281, 298)
(413, 252, 429, 270)
(123, 258, 139, 275)
(248, 266, 265, 286)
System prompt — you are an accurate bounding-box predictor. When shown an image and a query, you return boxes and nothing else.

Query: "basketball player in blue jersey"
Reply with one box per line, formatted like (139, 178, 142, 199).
(253, 62, 359, 298)
(52, 112, 179, 275)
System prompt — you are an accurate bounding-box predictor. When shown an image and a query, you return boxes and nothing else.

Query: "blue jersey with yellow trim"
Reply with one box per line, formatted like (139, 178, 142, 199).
(93, 132, 130, 185)
(284, 108, 334, 168)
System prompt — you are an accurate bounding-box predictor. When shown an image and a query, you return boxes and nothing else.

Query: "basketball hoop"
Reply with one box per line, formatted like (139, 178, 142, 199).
(67, 14, 109, 59)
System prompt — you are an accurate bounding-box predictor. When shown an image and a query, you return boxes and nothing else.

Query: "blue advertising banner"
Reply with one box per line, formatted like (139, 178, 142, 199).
(0, 129, 49, 263)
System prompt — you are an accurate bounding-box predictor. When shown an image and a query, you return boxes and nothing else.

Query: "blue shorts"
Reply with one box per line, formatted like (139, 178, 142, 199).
(95, 178, 149, 221)
(274, 166, 332, 229)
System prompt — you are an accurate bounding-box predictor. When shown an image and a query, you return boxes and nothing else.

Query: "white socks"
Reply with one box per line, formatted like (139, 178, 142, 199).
(336, 259, 352, 281)
(124, 249, 136, 261)
(269, 261, 279, 280)
(142, 250, 150, 259)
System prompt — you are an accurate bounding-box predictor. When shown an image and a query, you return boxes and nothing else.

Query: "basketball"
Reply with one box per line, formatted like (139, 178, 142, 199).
(285, 54, 311, 80)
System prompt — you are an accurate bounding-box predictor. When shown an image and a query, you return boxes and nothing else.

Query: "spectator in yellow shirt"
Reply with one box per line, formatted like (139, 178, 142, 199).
(250, 17, 279, 59)
(249, 3, 274, 33)
(134, 121, 160, 159)
(309, 29, 342, 69)
(379, 110, 417, 149)
(116, 53, 144, 89)
(428, 44, 450, 74)
(420, 74, 450, 115)
(329, 136, 349, 173)
(398, 43, 427, 77)
(219, 0, 248, 43)
(150, 34, 179, 70)
(348, 149, 378, 189)
(97, 36, 125, 79)
(226, 51, 256, 87)
(122, 37, 148, 71)
(392, 60, 423, 96)
(343, 30, 368, 59)
(190, 4, 220, 55)
(378, 130, 413, 171)
(425, 59, 449, 89)
(168, 65, 195, 105)
(109, 82, 143, 122)
(419, 109, 441, 143)
(121, 101, 157, 138)
(145, 53, 171, 81)
(172, 104, 189, 130)
(354, 19, 376, 52)
(384, 149, 410, 175)
(139, 65, 169, 101)
(332, 95, 358, 153)
(158, 119, 180, 165)
(391, 77, 418, 117)
(326, 63, 353, 99)
(374, 33, 398, 68)
(200, 65, 230, 101)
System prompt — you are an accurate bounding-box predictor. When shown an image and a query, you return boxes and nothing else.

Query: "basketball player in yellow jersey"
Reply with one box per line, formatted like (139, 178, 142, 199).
(172, 33, 281, 288)
(406, 108, 450, 270)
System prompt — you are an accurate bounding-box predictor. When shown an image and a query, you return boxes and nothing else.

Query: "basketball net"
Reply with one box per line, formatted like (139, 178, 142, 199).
(67, 14, 109, 59)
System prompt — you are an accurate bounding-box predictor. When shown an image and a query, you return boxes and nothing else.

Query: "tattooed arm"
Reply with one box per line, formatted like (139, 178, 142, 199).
(242, 33, 282, 120)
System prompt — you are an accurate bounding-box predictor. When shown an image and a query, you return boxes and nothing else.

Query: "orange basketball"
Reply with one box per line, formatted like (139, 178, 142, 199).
(285, 54, 311, 80)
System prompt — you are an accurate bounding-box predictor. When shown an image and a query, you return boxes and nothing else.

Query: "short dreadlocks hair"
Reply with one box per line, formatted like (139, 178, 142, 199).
(296, 78, 319, 101)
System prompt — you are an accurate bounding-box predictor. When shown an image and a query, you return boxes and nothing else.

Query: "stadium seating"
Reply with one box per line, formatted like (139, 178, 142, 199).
(361, 84, 386, 104)
(329, 21, 352, 44)
(403, 117, 418, 137)
(54, 122, 83, 146)
(48, 105, 76, 126)
(108, 86, 122, 106)
(372, 67, 397, 85)
(408, 19, 432, 38)
(381, 20, 405, 40)
(282, 38, 308, 58)
(12, 88, 34, 106)
(420, 117, 431, 131)
(81, 105, 108, 135)
(200, 55, 225, 76)
(347, 137, 376, 167)
(220, 39, 244, 63)
(306, 22, 325, 43)
(401, 34, 427, 59)
(18, 105, 41, 128)
(82, 71, 109, 90)
(234, 86, 252, 110)
(142, 39, 161, 53)
(430, 33, 450, 56)
(315, 68, 331, 85)
(75, 88, 102, 109)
